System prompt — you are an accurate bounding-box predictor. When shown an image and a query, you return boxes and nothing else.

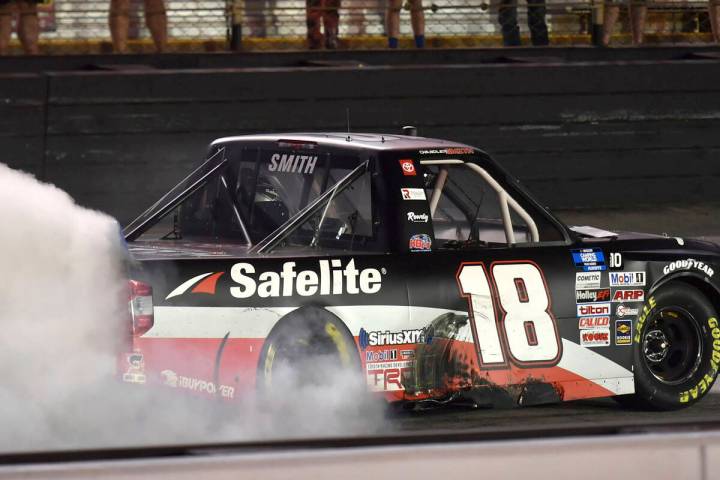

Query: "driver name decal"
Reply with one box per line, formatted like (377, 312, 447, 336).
(268, 153, 318, 174)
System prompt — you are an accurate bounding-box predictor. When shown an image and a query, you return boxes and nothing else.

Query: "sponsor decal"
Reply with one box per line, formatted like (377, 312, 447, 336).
(366, 360, 414, 392)
(579, 316, 610, 329)
(609, 271, 646, 287)
(616, 305, 639, 317)
(615, 320, 632, 346)
(400, 349, 415, 359)
(446, 147, 474, 155)
(399, 159, 416, 176)
(419, 147, 474, 155)
(166, 271, 225, 300)
(634, 296, 658, 343)
(663, 258, 715, 278)
(407, 211, 429, 223)
(365, 349, 398, 362)
(575, 288, 611, 303)
(268, 153, 318, 174)
(576, 271, 602, 289)
(409, 234, 432, 252)
(571, 248, 607, 272)
(122, 353, 146, 384)
(358, 328, 426, 349)
(230, 259, 384, 299)
(680, 317, 720, 403)
(401, 188, 427, 200)
(577, 303, 611, 317)
(160, 369, 177, 387)
(580, 328, 610, 347)
(161, 370, 235, 399)
(612, 289, 645, 302)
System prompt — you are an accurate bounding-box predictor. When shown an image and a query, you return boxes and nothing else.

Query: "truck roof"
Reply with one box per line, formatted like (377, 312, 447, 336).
(210, 132, 475, 152)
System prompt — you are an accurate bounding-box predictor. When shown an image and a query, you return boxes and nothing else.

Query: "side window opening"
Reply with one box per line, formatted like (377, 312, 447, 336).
(291, 169, 374, 250)
(423, 163, 538, 248)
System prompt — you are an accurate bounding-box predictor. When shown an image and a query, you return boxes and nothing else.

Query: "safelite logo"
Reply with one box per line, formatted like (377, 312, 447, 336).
(167, 259, 386, 300)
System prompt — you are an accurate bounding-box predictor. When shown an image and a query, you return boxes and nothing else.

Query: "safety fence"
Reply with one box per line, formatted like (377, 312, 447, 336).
(2, 0, 717, 54)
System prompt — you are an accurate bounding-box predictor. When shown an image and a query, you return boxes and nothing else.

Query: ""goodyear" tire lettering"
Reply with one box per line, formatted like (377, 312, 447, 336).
(633, 296, 657, 343)
(680, 317, 720, 403)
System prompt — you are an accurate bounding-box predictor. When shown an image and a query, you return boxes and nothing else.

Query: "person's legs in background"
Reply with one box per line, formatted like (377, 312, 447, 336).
(408, 0, 424, 47)
(629, 0, 646, 44)
(0, 1, 14, 55)
(709, 0, 720, 41)
(17, 0, 38, 54)
(527, 0, 549, 45)
(323, 0, 340, 49)
(498, 0, 521, 46)
(306, 0, 324, 48)
(109, 0, 130, 53)
(144, 0, 166, 52)
(601, 0, 619, 45)
(386, 0, 401, 47)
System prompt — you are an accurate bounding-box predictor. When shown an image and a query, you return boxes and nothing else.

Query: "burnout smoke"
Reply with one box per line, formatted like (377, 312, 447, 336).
(0, 164, 383, 452)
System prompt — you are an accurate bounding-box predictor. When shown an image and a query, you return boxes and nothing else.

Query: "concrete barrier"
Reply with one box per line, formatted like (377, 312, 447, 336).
(0, 430, 718, 479)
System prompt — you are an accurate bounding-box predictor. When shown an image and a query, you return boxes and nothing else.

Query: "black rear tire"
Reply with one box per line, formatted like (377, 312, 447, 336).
(616, 281, 720, 410)
(256, 306, 361, 393)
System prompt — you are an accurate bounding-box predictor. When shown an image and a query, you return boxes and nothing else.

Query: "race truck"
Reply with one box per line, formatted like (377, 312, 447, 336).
(122, 132, 720, 410)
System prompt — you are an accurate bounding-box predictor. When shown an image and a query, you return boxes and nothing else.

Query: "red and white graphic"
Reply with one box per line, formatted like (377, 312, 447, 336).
(616, 305, 639, 317)
(579, 316, 610, 329)
(366, 360, 413, 392)
(580, 328, 610, 347)
(577, 303, 611, 317)
(165, 272, 225, 300)
(401, 188, 426, 200)
(612, 289, 645, 302)
(399, 159, 416, 176)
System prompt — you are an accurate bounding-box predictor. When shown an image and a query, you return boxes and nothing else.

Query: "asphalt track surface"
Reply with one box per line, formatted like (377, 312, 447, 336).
(386, 393, 720, 434)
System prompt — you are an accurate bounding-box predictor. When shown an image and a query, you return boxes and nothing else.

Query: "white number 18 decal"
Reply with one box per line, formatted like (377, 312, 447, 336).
(457, 261, 562, 367)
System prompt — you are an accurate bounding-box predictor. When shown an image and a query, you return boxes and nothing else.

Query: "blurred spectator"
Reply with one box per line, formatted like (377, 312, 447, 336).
(109, 0, 167, 53)
(498, 0, 549, 46)
(387, 0, 425, 48)
(307, 0, 340, 49)
(0, 0, 39, 55)
(246, 0, 278, 37)
(602, 0, 646, 45)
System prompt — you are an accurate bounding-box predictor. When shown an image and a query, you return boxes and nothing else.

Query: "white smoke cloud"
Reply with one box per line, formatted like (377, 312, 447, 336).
(0, 163, 384, 453)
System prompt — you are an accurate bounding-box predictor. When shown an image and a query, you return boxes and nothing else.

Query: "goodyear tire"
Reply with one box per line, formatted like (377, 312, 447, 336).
(256, 306, 361, 392)
(617, 281, 720, 410)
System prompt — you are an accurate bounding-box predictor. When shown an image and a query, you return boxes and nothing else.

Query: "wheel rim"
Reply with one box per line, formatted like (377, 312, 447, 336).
(642, 307, 703, 386)
(270, 335, 342, 386)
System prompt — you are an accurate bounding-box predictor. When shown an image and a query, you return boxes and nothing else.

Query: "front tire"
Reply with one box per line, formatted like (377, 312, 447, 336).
(617, 281, 720, 410)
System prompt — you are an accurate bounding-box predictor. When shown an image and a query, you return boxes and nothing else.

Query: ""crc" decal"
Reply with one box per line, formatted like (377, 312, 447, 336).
(456, 261, 562, 368)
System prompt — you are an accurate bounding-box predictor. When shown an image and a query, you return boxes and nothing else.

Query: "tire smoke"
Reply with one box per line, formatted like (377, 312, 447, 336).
(0, 164, 384, 453)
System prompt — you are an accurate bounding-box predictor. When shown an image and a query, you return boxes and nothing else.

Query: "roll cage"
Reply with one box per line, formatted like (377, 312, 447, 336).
(123, 138, 570, 251)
